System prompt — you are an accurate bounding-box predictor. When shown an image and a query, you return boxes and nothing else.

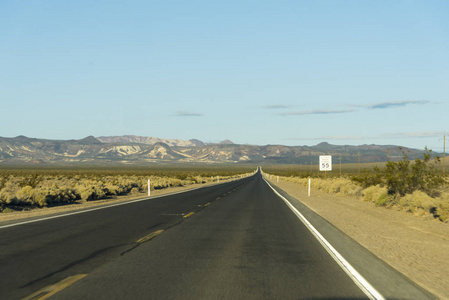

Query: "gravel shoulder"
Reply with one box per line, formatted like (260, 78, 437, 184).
(268, 178, 449, 299)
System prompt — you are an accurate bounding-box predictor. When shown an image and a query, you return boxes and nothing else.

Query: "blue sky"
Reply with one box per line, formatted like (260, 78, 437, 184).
(1, 0, 448, 151)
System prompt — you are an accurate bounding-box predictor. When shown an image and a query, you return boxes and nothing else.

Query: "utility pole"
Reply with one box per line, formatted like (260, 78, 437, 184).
(339, 154, 342, 176)
(358, 152, 360, 175)
(443, 135, 446, 175)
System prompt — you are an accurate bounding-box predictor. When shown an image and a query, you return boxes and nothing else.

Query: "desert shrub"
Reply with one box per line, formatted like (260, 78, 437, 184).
(437, 201, 449, 222)
(175, 174, 188, 180)
(18, 174, 42, 188)
(32, 188, 50, 207)
(353, 148, 445, 197)
(352, 167, 383, 188)
(0, 167, 253, 209)
(398, 190, 436, 216)
(3, 183, 81, 207)
(0, 175, 7, 190)
(432, 191, 449, 222)
(0, 179, 21, 205)
(338, 180, 363, 196)
(151, 177, 184, 189)
(362, 185, 389, 204)
(78, 182, 106, 201)
(278, 175, 362, 197)
(1, 207, 14, 213)
(267, 166, 449, 221)
(16, 186, 34, 204)
(377, 193, 395, 206)
(284, 176, 309, 187)
(46, 188, 80, 205)
(104, 183, 120, 196)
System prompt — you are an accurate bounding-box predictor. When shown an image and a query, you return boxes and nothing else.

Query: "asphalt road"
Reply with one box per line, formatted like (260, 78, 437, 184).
(0, 171, 435, 299)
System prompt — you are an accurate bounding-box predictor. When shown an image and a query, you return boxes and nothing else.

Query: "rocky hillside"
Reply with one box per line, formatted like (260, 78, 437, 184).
(0, 135, 432, 165)
(96, 135, 205, 147)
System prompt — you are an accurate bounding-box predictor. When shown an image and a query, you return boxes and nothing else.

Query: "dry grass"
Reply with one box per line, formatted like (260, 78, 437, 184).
(281, 176, 363, 196)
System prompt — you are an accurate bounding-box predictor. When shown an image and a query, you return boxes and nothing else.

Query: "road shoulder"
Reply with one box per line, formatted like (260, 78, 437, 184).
(267, 178, 447, 299)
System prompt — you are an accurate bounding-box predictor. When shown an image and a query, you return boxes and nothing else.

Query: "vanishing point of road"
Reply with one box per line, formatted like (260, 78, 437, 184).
(0, 170, 435, 299)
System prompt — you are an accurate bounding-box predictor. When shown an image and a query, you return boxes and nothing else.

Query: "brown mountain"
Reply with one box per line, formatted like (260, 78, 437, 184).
(0, 135, 434, 165)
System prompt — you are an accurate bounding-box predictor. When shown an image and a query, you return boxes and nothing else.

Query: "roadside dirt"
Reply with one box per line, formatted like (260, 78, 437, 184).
(268, 178, 449, 299)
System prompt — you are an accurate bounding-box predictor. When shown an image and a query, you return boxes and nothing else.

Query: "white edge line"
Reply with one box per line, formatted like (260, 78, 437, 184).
(263, 178, 385, 300)
(0, 177, 245, 230)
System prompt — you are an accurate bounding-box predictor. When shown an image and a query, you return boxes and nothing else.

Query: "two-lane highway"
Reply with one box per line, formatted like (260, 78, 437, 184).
(0, 171, 435, 299)
(0, 176, 251, 299)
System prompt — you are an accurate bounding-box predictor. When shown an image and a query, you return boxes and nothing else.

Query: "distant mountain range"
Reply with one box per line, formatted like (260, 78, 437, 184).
(96, 135, 207, 147)
(0, 135, 433, 165)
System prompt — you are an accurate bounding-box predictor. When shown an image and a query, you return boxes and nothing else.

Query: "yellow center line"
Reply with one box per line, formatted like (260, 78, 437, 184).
(216, 197, 221, 200)
(183, 212, 195, 218)
(22, 274, 87, 300)
(136, 229, 164, 243)
(204, 202, 211, 207)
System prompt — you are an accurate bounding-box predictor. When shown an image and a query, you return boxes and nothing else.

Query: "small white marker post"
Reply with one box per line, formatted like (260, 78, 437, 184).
(277, 176, 279, 183)
(218, 176, 220, 183)
(148, 179, 151, 197)
(308, 178, 311, 197)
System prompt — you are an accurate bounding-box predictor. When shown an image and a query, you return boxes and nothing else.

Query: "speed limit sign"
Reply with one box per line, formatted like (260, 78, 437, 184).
(319, 155, 332, 171)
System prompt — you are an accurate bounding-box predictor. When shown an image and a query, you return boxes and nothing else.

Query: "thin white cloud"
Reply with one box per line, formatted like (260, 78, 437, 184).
(368, 100, 430, 109)
(175, 111, 202, 117)
(277, 100, 431, 117)
(286, 131, 445, 141)
(263, 104, 292, 109)
(378, 131, 445, 139)
(279, 109, 355, 116)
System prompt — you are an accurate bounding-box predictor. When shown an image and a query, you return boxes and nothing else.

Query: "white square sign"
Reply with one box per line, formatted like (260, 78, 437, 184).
(319, 155, 332, 171)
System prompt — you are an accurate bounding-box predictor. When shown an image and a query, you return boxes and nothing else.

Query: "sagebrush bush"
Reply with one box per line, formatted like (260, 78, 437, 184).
(0, 168, 253, 209)
(362, 185, 389, 204)
(353, 148, 445, 197)
(437, 197, 449, 222)
(398, 191, 436, 215)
